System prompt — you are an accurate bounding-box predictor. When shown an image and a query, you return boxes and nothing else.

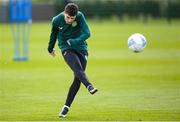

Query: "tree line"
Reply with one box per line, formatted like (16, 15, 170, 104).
(54, 0, 180, 21)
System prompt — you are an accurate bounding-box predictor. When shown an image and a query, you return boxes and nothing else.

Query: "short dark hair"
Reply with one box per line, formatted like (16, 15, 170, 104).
(65, 3, 78, 16)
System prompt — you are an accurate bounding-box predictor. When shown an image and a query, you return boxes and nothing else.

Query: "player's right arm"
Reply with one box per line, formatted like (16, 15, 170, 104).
(48, 17, 59, 54)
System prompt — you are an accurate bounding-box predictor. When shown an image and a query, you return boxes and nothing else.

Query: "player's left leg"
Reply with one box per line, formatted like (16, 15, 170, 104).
(76, 50, 98, 94)
(62, 50, 91, 87)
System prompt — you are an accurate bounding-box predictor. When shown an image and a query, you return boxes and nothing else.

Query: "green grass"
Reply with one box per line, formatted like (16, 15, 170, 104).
(0, 19, 180, 121)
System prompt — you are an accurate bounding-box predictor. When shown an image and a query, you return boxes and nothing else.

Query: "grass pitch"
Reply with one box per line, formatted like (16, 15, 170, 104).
(0, 19, 180, 121)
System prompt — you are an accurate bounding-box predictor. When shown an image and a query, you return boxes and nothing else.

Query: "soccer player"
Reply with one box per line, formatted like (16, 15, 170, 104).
(47, 3, 98, 118)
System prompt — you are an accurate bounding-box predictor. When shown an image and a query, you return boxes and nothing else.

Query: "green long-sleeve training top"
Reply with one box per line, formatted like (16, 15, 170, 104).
(48, 11, 90, 53)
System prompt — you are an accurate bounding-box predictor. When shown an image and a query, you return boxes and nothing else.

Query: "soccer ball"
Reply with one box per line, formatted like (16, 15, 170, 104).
(128, 33, 147, 53)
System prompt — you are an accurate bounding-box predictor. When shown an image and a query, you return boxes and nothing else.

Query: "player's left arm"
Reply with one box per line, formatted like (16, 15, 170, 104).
(67, 13, 90, 45)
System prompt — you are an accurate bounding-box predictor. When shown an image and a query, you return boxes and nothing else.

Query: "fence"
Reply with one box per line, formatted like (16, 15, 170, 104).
(1, 0, 180, 23)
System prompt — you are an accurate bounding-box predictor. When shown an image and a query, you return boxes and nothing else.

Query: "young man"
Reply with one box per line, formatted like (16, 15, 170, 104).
(47, 3, 98, 118)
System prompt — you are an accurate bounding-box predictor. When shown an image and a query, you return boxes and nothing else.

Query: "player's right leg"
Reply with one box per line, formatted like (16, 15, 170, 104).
(65, 77, 81, 107)
(59, 105, 70, 118)
(59, 77, 81, 118)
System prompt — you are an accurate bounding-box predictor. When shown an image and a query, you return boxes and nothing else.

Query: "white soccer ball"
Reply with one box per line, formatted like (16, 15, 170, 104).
(128, 33, 147, 53)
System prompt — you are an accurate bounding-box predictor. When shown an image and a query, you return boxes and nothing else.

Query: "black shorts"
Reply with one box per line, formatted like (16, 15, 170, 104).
(62, 49, 88, 71)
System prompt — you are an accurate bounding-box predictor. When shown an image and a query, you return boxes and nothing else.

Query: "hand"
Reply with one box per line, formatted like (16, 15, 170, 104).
(67, 39, 74, 46)
(50, 49, 56, 57)
(67, 39, 72, 46)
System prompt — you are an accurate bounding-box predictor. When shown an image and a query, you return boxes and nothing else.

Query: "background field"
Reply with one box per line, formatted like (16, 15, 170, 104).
(0, 19, 180, 121)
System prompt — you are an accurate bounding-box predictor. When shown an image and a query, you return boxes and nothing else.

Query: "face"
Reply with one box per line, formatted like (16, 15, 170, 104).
(64, 12, 76, 24)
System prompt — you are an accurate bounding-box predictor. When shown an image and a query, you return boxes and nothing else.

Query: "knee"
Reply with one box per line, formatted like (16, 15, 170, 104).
(69, 78, 81, 90)
(74, 70, 85, 79)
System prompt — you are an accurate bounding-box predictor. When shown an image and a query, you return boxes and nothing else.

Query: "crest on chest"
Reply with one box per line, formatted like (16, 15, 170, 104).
(72, 21, 77, 27)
